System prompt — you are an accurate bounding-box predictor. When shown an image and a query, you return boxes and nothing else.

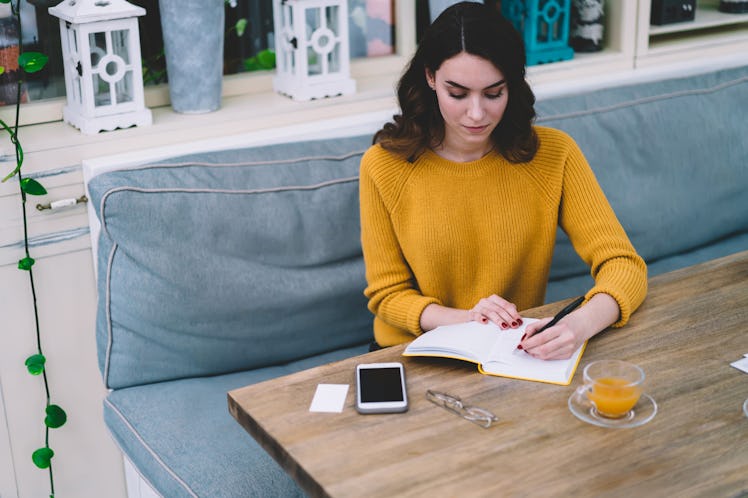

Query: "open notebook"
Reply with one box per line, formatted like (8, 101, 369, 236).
(402, 318, 586, 385)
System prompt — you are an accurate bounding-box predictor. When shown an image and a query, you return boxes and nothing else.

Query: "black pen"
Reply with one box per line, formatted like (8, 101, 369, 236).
(531, 296, 585, 338)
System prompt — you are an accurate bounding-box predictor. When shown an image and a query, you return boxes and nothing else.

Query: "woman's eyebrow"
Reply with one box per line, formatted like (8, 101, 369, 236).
(445, 79, 506, 90)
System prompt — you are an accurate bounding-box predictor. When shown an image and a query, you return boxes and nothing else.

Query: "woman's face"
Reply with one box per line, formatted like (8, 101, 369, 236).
(426, 52, 508, 159)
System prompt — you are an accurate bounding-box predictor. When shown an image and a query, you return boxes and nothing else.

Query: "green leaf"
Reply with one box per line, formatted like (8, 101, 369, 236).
(256, 49, 276, 69)
(20, 177, 47, 196)
(25, 354, 45, 375)
(243, 50, 276, 72)
(18, 52, 48, 74)
(45, 405, 67, 429)
(18, 256, 35, 271)
(235, 18, 247, 37)
(32, 447, 54, 469)
(243, 57, 260, 71)
(0, 66, 5, 75)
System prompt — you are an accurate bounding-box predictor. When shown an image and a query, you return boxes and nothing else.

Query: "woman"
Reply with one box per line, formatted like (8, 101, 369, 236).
(359, 2, 647, 359)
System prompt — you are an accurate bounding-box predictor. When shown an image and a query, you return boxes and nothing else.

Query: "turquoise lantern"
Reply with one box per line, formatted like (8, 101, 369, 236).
(501, 0, 574, 66)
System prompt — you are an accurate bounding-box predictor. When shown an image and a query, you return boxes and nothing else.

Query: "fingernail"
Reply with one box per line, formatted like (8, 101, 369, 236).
(501, 322, 509, 329)
(511, 321, 518, 327)
(516, 344, 523, 350)
(480, 317, 488, 324)
(521, 333, 527, 341)
(517, 318, 523, 326)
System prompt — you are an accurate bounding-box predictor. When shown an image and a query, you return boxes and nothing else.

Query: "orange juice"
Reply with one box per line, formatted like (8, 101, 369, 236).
(587, 377, 642, 418)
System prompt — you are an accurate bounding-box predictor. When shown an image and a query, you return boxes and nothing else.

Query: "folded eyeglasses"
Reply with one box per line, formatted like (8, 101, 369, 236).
(426, 390, 498, 428)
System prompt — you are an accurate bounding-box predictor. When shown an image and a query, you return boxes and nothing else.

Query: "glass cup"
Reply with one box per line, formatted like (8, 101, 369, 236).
(579, 360, 645, 419)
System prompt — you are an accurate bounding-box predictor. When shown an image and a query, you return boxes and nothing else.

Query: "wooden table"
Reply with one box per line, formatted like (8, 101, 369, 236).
(228, 251, 748, 497)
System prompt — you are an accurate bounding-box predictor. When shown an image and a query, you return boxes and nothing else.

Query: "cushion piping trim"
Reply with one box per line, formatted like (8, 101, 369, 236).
(104, 397, 199, 498)
(537, 75, 747, 122)
(103, 242, 117, 389)
(124, 150, 367, 172)
(98, 175, 359, 241)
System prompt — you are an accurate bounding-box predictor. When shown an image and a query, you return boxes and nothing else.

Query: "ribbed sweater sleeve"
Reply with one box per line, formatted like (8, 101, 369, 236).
(555, 136, 648, 326)
(359, 147, 441, 337)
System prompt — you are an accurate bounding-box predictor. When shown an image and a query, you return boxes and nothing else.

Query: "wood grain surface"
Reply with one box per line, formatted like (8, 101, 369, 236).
(228, 251, 748, 498)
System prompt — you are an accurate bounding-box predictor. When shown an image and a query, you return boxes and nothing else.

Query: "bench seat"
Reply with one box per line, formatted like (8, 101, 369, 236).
(86, 64, 747, 497)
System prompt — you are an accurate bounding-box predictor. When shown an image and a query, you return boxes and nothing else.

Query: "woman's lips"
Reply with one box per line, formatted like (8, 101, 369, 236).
(464, 125, 489, 133)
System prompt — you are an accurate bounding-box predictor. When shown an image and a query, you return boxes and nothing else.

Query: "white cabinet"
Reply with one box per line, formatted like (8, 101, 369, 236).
(525, 0, 747, 84)
(0, 385, 16, 498)
(0, 167, 126, 497)
(636, 0, 748, 66)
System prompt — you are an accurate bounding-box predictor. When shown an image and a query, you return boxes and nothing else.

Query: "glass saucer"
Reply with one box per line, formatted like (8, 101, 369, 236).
(568, 389, 657, 429)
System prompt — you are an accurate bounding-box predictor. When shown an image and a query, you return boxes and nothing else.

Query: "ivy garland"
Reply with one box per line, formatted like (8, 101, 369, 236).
(0, 1, 64, 496)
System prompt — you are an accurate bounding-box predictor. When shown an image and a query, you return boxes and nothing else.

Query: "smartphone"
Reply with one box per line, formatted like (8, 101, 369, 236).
(355, 362, 409, 414)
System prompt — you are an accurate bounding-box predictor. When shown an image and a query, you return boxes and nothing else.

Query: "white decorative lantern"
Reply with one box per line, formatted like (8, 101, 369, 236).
(49, 0, 151, 134)
(272, 0, 356, 101)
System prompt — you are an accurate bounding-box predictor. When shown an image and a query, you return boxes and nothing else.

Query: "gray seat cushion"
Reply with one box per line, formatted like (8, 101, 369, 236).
(104, 343, 368, 498)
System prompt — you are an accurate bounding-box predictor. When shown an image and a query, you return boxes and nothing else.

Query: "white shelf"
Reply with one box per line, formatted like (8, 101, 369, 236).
(650, 4, 748, 35)
(650, 25, 748, 51)
(636, 0, 748, 62)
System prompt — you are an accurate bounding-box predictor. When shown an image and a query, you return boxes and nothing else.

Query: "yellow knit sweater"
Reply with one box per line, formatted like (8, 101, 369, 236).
(359, 126, 647, 346)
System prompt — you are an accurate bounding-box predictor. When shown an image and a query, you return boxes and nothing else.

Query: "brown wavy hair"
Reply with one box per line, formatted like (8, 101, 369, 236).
(374, 1, 538, 163)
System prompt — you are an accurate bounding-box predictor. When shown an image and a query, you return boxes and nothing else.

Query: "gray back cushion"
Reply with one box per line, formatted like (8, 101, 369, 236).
(89, 135, 373, 389)
(536, 65, 748, 279)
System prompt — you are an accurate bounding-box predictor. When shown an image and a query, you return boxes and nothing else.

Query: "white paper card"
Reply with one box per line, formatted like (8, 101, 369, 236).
(309, 384, 349, 413)
(730, 357, 748, 374)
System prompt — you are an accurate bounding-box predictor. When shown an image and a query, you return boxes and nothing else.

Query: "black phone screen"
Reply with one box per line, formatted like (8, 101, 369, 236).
(358, 367, 405, 403)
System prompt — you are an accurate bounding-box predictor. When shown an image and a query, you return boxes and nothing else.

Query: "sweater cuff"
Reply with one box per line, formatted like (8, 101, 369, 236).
(586, 285, 642, 328)
(407, 296, 442, 336)
(588, 257, 648, 328)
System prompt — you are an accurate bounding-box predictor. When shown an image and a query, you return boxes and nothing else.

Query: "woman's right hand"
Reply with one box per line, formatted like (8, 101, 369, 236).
(468, 294, 523, 329)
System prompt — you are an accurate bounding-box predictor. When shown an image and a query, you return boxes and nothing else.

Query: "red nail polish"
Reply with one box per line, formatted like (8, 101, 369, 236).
(481, 317, 488, 324)
(511, 321, 518, 327)
(516, 344, 523, 350)
(501, 322, 509, 329)
(517, 318, 523, 326)
(521, 333, 527, 341)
